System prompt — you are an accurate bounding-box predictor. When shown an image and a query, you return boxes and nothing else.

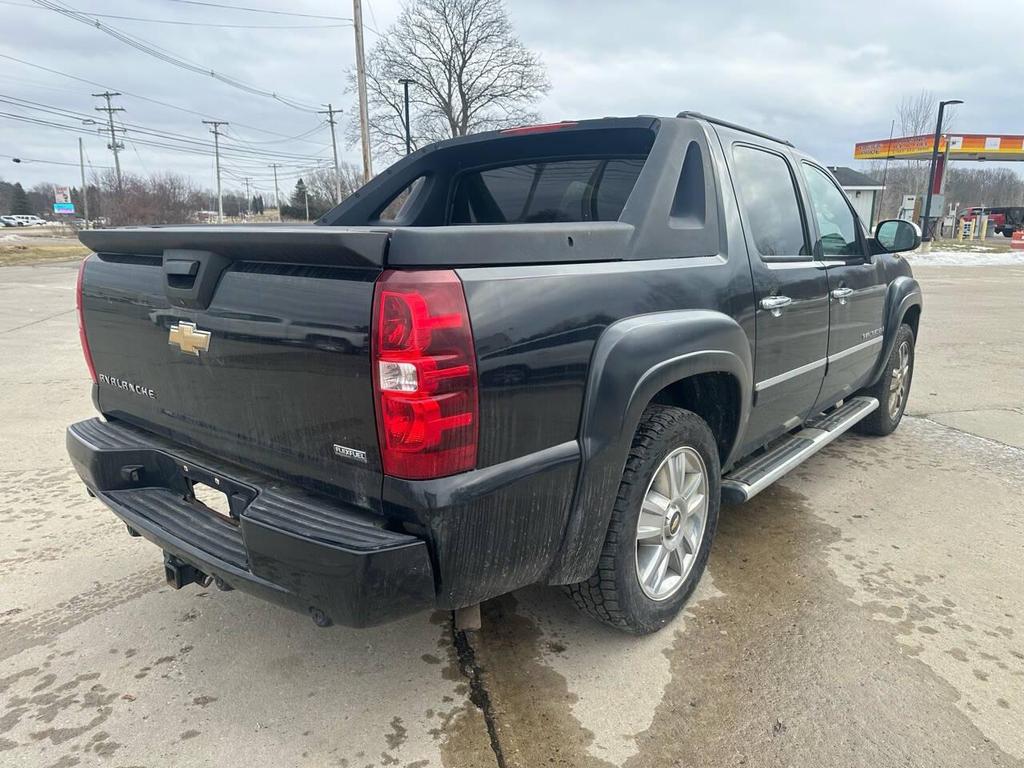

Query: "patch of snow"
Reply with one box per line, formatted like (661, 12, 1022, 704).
(1, 234, 26, 242)
(906, 249, 1024, 266)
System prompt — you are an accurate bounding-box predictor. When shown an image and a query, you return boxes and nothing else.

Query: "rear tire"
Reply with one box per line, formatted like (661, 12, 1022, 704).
(855, 323, 915, 436)
(565, 405, 720, 634)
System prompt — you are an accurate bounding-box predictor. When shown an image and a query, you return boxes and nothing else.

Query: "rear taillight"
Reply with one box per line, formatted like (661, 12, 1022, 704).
(372, 269, 478, 479)
(76, 257, 97, 383)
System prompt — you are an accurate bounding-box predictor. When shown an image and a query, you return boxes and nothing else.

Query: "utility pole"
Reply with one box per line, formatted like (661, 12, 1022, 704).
(202, 120, 228, 223)
(398, 78, 415, 155)
(922, 99, 963, 249)
(318, 103, 343, 203)
(353, 0, 373, 183)
(92, 91, 124, 190)
(243, 176, 253, 215)
(268, 163, 282, 221)
(78, 137, 90, 229)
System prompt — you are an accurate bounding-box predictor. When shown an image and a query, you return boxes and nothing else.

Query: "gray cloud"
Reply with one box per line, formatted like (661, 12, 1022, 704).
(1, 0, 1017, 191)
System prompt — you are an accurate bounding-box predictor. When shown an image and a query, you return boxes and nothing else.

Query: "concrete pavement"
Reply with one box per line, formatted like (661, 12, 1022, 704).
(0, 259, 1021, 767)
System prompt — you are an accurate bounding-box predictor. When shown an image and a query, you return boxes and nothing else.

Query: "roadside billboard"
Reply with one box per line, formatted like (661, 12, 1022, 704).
(53, 185, 75, 215)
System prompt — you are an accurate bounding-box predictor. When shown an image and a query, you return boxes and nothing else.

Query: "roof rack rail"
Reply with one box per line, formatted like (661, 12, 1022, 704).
(676, 111, 794, 147)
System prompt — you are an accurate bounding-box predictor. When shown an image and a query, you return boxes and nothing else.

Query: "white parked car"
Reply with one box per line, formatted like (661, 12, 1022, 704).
(1, 215, 24, 227)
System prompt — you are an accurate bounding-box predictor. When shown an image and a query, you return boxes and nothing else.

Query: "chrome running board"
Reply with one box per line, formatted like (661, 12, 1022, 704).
(721, 396, 879, 504)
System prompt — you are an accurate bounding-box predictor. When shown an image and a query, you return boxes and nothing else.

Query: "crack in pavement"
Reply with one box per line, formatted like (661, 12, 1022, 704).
(452, 623, 508, 768)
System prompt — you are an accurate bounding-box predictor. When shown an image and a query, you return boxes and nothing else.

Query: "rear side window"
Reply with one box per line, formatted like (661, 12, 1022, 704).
(730, 145, 809, 258)
(377, 176, 426, 222)
(450, 158, 645, 224)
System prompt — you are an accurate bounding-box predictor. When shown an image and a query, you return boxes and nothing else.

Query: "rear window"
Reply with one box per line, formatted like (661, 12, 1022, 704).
(450, 158, 645, 224)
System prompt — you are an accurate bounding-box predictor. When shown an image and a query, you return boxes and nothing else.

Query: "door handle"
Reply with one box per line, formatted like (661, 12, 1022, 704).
(760, 295, 792, 317)
(831, 287, 854, 305)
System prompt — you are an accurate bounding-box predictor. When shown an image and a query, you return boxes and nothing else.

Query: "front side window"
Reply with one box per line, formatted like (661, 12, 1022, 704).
(801, 164, 861, 257)
(730, 145, 808, 258)
(450, 158, 645, 224)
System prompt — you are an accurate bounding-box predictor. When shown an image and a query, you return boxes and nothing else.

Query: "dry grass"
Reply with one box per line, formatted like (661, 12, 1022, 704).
(0, 243, 89, 266)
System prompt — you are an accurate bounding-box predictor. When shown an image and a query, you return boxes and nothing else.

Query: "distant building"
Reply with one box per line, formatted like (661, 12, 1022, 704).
(828, 166, 885, 230)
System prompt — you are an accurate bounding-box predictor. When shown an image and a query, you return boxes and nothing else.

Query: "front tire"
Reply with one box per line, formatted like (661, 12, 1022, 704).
(855, 323, 915, 436)
(565, 405, 720, 634)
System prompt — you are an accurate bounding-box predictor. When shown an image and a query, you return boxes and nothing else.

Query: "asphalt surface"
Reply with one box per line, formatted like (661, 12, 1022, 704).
(1, 259, 1021, 768)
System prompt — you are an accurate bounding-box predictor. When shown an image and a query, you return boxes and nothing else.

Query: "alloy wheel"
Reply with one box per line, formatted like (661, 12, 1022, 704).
(634, 446, 709, 601)
(888, 340, 911, 419)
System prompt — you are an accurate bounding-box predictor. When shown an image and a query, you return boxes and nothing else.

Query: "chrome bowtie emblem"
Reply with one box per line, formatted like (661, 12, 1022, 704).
(168, 321, 211, 356)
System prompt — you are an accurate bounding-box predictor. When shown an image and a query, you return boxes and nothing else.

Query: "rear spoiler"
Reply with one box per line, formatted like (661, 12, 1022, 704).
(78, 225, 392, 267)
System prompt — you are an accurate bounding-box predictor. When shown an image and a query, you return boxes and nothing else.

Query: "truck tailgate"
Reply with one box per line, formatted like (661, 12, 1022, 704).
(78, 226, 389, 511)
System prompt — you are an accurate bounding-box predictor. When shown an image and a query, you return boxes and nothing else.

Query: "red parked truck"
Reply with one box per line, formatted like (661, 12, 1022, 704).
(960, 206, 1024, 237)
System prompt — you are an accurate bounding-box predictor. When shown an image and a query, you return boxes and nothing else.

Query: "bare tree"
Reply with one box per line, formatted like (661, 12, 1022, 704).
(868, 90, 965, 219)
(306, 162, 364, 206)
(896, 89, 937, 137)
(351, 0, 550, 160)
(945, 167, 1024, 208)
(97, 171, 205, 225)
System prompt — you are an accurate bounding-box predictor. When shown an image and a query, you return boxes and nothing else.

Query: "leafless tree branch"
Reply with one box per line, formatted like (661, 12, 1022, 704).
(348, 0, 549, 162)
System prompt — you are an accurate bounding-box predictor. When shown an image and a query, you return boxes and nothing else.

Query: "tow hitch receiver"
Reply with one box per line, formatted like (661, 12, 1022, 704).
(163, 552, 209, 589)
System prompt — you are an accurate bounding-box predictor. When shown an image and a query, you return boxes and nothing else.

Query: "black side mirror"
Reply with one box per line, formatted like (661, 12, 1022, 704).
(873, 219, 921, 254)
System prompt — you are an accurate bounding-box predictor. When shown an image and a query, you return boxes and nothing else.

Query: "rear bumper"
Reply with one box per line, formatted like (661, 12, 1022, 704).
(67, 418, 435, 627)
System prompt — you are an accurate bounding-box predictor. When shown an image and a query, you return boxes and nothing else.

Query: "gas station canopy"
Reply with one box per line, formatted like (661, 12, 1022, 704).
(854, 133, 1024, 161)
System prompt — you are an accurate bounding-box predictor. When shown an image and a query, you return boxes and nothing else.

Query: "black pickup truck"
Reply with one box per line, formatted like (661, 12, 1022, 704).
(68, 113, 923, 634)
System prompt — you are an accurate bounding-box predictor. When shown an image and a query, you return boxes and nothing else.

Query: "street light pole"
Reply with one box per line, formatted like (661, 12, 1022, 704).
(922, 98, 963, 246)
(398, 78, 415, 155)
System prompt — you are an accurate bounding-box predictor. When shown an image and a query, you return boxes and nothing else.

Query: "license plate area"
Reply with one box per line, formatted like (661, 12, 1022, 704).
(176, 461, 255, 524)
(191, 481, 234, 521)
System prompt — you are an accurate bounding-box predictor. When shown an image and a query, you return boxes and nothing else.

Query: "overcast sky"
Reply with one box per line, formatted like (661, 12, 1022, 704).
(1, 0, 1019, 194)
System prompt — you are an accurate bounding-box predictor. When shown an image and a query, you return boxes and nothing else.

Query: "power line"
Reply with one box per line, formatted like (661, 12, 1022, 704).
(29, 0, 320, 112)
(158, 0, 354, 22)
(0, 97, 338, 187)
(0, 111, 330, 173)
(0, 94, 330, 162)
(1, 152, 113, 169)
(221, 123, 327, 147)
(0, 53, 324, 142)
(0, 0, 352, 27)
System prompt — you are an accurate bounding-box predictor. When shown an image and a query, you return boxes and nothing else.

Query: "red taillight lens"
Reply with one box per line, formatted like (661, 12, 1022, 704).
(372, 269, 478, 479)
(76, 257, 97, 384)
